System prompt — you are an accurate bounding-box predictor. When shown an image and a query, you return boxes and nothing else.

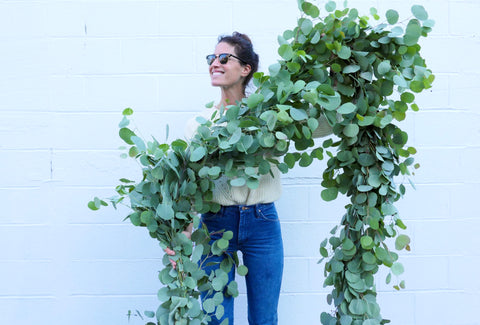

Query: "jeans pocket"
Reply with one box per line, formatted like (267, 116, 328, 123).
(256, 204, 279, 222)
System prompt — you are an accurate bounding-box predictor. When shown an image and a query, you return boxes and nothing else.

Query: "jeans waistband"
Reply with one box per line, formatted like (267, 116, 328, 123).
(221, 202, 275, 212)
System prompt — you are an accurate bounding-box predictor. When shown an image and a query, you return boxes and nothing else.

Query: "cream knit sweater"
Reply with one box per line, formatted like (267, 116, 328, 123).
(184, 107, 334, 206)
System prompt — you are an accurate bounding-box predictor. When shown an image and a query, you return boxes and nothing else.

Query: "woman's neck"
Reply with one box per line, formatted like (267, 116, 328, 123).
(218, 84, 245, 108)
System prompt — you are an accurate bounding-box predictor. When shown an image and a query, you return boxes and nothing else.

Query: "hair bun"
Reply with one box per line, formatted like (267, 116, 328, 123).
(232, 31, 252, 45)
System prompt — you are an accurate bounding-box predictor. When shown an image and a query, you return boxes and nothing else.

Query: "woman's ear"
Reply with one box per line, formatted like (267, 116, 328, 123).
(241, 64, 252, 77)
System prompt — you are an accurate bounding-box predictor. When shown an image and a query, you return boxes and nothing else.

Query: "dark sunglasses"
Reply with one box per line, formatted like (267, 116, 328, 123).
(206, 53, 247, 65)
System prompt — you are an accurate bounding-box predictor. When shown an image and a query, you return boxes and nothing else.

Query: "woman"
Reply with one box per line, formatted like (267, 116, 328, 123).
(168, 32, 333, 325)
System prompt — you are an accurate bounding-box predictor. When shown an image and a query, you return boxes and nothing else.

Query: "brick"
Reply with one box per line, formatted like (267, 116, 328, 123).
(48, 76, 86, 111)
(0, 150, 51, 187)
(83, 2, 160, 37)
(51, 150, 138, 186)
(449, 183, 480, 220)
(415, 291, 480, 325)
(448, 255, 480, 291)
(0, 39, 50, 78)
(414, 74, 449, 110)
(0, 297, 58, 325)
(232, 1, 299, 36)
(276, 185, 310, 221)
(410, 219, 480, 256)
(0, 225, 55, 259)
(68, 260, 161, 295)
(0, 2, 46, 39)
(282, 258, 310, 293)
(377, 291, 416, 324)
(413, 147, 464, 184)
(47, 38, 87, 75)
(45, 2, 86, 37)
(0, 187, 48, 224)
(52, 187, 132, 224)
(85, 75, 159, 111)
(63, 296, 158, 325)
(83, 38, 124, 75)
(158, 2, 232, 36)
(395, 184, 450, 220)
(157, 75, 218, 112)
(281, 222, 336, 258)
(0, 260, 56, 295)
(121, 38, 195, 74)
(449, 2, 480, 36)
(449, 73, 480, 113)
(278, 293, 331, 325)
(66, 224, 160, 260)
(415, 111, 479, 147)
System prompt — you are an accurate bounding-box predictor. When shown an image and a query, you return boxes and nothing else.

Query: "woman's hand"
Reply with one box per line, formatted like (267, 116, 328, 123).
(165, 224, 193, 269)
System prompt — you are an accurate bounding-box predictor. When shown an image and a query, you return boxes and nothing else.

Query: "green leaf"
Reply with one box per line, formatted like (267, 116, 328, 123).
(378, 60, 391, 75)
(190, 146, 207, 162)
(321, 187, 338, 201)
(393, 75, 407, 88)
(278, 44, 294, 61)
(410, 80, 424, 93)
(386, 9, 399, 24)
(157, 203, 174, 220)
(404, 19, 422, 46)
(87, 200, 99, 211)
(293, 80, 306, 93)
(217, 238, 229, 250)
(340, 315, 353, 325)
(131, 136, 146, 152)
(337, 103, 357, 114)
(360, 236, 374, 249)
(395, 234, 411, 250)
(118, 116, 130, 128)
(237, 265, 248, 276)
(230, 178, 246, 187)
(325, 1, 336, 12)
(300, 18, 313, 35)
(337, 46, 351, 59)
(269, 63, 281, 77)
(122, 107, 133, 116)
(391, 262, 404, 276)
(302, 2, 320, 18)
(343, 124, 359, 137)
(290, 107, 308, 121)
(349, 299, 366, 315)
(411, 5, 428, 21)
(343, 65, 360, 74)
(299, 152, 313, 167)
(260, 111, 277, 131)
(247, 93, 264, 108)
(119, 128, 136, 145)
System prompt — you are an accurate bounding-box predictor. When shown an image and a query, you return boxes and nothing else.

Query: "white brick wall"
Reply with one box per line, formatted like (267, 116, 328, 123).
(1, 0, 478, 324)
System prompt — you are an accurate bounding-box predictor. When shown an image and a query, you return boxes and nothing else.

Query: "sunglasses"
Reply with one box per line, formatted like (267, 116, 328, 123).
(206, 53, 247, 65)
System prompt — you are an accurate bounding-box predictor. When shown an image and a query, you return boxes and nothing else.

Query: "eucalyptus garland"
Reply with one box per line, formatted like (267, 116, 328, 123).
(90, 1, 434, 324)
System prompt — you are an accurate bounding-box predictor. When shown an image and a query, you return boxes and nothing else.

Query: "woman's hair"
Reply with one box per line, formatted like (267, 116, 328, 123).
(217, 32, 259, 89)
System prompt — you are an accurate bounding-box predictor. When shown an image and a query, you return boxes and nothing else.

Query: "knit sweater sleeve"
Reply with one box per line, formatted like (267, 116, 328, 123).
(312, 113, 334, 138)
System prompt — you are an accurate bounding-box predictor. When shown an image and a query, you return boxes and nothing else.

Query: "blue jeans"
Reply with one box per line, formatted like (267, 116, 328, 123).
(200, 203, 284, 325)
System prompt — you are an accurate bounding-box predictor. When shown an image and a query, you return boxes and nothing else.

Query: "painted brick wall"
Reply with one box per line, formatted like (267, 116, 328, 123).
(1, 0, 478, 324)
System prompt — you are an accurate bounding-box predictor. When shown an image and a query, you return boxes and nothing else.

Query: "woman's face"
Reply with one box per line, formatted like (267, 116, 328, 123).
(209, 42, 250, 89)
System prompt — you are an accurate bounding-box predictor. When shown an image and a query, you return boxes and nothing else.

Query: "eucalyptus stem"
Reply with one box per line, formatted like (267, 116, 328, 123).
(90, 1, 433, 324)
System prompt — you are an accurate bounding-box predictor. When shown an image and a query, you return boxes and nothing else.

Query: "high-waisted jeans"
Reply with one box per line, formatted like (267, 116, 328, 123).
(200, 203, 284, 325)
